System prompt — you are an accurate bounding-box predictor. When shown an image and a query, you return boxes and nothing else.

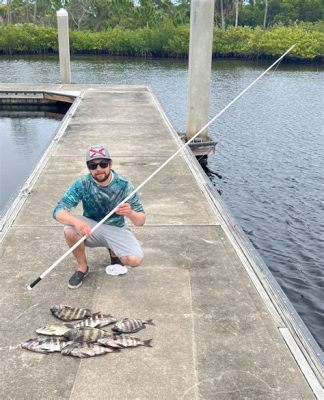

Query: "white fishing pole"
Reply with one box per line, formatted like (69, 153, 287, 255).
(27, 44, 295, 290)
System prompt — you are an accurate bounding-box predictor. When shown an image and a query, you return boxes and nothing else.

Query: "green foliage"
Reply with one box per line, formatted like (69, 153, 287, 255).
(0, 23, 323, 61)
(164, 24, 189, 56)
(233, 0, 324, 28)
(101, 28, 132, 54)
(258, 25, 324, 59)
(1, 0, 324, 31)
(212, 24, 324, 60)
(70, 30, 103, 53)
(300, 21, 324, 33)
(0, 24, 57, 54)
(129, 22, 176, 56)
(271, 0, 324, 25)
(213, 26, 256, 56)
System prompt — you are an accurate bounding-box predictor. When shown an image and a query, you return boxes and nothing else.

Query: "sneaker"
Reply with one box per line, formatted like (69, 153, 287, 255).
(108, 249, 124, 266)
(68, 268, 88, 289)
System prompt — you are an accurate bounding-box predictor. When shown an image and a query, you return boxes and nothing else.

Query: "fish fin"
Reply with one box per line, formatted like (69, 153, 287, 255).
(65, 323, 75, 329)
(96, 322, 107, 328)
(143, 339, 153, 347)
(104, 318, 118, 325)
(145, 319, 155, 326)
(96, 321, 116, 328)
(98, 313, 114, 318)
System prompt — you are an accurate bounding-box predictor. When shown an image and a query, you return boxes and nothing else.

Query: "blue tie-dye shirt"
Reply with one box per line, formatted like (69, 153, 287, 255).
(52, 171, 144, 228)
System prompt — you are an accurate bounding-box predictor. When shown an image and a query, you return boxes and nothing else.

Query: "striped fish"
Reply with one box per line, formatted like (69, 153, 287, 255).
(21, 337, 68, 353)
(61, 341, 115, 358)
(36, 324, 75, 337)
(50, 304, 92, 321)
(72, 313, 117, 329)
(63, 327, 114, 343)
(98, 335, 153, 349)
(111, 318, 155, 333)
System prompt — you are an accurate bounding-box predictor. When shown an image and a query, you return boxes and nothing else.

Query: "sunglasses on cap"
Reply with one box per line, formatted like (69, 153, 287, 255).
(87, 160, 110, 170)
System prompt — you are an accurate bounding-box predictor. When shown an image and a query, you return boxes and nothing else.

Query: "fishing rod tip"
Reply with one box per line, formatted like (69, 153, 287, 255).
(27, 285, 33, 291)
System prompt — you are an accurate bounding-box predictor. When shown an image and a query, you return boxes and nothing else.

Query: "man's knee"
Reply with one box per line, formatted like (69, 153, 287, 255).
(121, 255, 143, 268)
(64, 226, 80, 243)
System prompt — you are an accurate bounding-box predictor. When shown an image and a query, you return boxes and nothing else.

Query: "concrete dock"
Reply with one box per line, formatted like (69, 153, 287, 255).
(0, 84, 320, 399)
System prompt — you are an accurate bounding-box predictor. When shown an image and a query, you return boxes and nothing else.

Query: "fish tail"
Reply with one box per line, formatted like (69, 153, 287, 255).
(145, 319, 155, 326)
(91, 311, 102, 317)
(143, 339, 153, 347)
(85, 308, 93, 317)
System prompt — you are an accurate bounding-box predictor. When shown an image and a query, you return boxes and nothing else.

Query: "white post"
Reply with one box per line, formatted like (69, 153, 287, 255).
(56, 8, 71, 84)
(186, 0, 215, 141)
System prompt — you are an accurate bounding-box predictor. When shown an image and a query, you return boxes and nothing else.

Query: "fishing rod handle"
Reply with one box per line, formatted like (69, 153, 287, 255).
(27, 277, 41, 290)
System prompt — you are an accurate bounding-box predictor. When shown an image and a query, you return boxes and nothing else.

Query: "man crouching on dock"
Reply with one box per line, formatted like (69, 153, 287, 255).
(52, 144, 145, 289)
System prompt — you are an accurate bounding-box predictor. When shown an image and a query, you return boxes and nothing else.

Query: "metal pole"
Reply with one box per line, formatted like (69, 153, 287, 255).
(186, 0, 215, 141)
(57, 8, 71, 84)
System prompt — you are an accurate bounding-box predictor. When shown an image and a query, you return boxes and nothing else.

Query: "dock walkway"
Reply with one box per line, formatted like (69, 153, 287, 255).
(0, 85, 317, 399)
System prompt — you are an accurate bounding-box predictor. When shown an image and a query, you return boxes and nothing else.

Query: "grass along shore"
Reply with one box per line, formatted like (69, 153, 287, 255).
(0, 23, 323, 61)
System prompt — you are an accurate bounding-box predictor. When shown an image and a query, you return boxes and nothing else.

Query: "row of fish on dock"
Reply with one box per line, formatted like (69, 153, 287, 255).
(21, 304, 155, 358)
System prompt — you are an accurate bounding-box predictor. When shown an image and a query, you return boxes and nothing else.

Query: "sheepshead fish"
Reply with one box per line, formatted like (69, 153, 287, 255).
(64, 327, 114, 343)
(112, 318, 155, 333)
(36, 324, 75, 337)
(98, 335, 153, 349)
(21, 337, 68, 353)
(50, 304, 92, 321)
(72, 313, 117, 329)
(61, 341, 115, 358)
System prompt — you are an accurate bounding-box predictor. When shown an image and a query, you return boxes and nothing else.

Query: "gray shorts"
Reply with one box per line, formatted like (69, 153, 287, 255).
(64, 216, 143, 259)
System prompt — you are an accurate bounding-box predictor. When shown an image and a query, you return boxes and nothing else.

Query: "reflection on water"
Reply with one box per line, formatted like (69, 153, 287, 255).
(0, 56, 323, 351)
(0, 117, 60, 217)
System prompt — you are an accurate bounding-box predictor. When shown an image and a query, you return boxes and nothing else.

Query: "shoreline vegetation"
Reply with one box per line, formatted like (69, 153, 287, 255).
(0, 23, 323, 62)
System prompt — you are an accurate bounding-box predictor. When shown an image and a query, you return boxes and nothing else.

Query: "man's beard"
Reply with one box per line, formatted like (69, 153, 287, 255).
(93, 170, 111, 183)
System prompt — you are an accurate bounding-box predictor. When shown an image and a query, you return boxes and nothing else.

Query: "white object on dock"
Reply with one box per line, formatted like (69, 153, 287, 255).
(106, 264, 128, 276)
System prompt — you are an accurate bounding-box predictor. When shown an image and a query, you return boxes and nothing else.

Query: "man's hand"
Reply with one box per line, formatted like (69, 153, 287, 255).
(116, 203, 145, 226)
(116, 203, 133, 217)
(55, 210, 92, 237)
(74, 219, 92, 238)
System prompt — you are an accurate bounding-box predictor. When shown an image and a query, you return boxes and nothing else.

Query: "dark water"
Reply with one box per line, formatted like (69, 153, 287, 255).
(0, 55, 323, 350)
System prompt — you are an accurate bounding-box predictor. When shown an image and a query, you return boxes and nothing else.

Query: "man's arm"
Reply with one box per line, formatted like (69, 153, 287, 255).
(55, 210, 92, 237)
(116, 203, 145, 226)
(52, 179, 92, 237)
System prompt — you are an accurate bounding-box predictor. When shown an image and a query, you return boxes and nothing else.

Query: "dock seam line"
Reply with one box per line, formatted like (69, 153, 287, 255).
(187, 271, 200, 400)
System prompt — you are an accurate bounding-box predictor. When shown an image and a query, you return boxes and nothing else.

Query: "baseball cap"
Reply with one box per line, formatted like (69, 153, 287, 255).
(86, 144, 111, 162)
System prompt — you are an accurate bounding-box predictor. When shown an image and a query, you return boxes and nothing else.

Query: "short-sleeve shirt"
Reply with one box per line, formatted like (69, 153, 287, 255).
(52, 170, 144, 228)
